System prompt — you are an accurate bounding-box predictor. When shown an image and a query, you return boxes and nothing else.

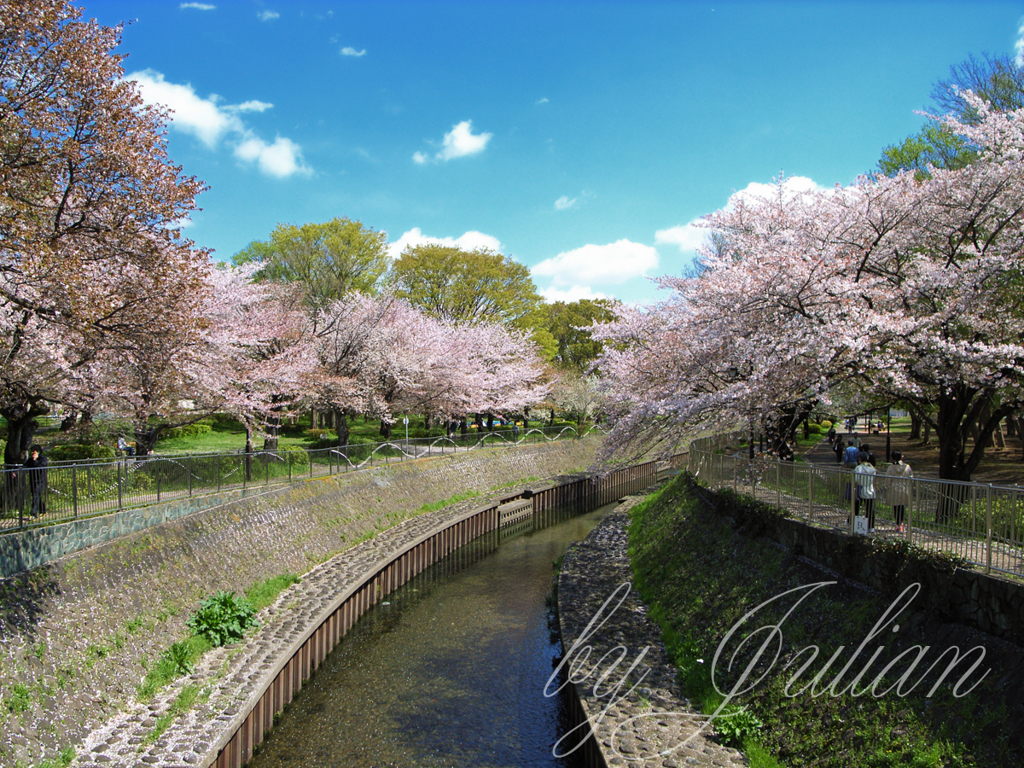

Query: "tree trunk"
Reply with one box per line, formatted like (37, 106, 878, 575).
(475, 413, 485, 431)
(486, 413, 494, 431)
(263, 413, 280, 450)
(133, 427, 160, 456)
(244, 425, 254, 482)
(910, 411, 921, 440)
(59, 410, 78, 432)
(2, 407, 44, 467)
(459, 417, 468, 436)
(379, 418, 392, 439)
(334, 409, 350, 448)
(310, 407, 319, 430)
(933, 387, 1014, 482)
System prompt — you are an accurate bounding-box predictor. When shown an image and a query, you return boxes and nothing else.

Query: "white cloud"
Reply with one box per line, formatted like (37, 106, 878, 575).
(180, 2, 215, 9)
(388, 227, 503, 259)
(258, 10, 279, 21)
(128, 69, 308, 178)
(654, 176, 824, 254)
(234, 136, 310, 178)
(533, 240, 659, 286)
(727, 175, 823, 208)
(540, 285, 608, 303)
(1016, 17, 1024, 67)
(655, 220, 705, 253)
(414, 120, 492, 163)
(554, 195, 577, 211)
(536, 97, 549, 105)
(233, 100, 273, 113)
(129, 69, 241, 147)
(441, 120, 491, 160)
(341, 47, 367, 57)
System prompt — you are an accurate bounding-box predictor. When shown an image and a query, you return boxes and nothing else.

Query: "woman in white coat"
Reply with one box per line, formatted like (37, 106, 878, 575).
(886, 450, 913, 532)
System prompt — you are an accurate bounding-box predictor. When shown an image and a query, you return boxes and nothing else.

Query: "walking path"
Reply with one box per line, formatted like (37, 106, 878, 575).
(721, 438, 1024, 580)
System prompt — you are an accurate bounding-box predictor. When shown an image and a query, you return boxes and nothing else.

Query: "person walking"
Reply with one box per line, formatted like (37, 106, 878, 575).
(23, 444, 48, 518)
(886, 450, 913, 532)
(842, 439, 860, 469)
(854, 451, 877, 532)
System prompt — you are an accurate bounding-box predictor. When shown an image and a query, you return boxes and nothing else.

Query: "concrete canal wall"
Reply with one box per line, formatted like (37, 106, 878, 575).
(0, 440, 604, 768)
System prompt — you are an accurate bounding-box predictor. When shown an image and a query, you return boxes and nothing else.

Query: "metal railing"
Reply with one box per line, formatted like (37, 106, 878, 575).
(0, 425, 603, 533)
(688, 435, 1024, 577)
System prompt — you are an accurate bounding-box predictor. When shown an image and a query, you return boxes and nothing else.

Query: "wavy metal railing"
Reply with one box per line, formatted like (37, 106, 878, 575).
(0, 425, 605, 533)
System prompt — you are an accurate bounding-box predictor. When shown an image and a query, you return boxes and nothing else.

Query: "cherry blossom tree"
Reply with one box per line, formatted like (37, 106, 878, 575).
(596, 94, 1024, 480)
(1, 0, 208, 464)
(313, 294, 549, 443)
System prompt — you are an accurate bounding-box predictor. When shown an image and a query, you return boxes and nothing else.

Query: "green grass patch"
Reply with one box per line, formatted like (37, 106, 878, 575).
(143, 684, 205, 745)
(419, 489, 482, 513)
(245, 574, 302, 612)
(627, 474, 1011, 768)
(35, 747, 75, 768)
(137, 635, 211, 701)
(4, 683, 31, 714)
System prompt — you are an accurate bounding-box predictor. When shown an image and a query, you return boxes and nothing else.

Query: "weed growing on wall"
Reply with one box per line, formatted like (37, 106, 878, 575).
(186, 591, 259, 647)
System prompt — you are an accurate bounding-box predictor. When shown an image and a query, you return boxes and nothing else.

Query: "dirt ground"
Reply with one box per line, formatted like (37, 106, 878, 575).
(821, 419, 1024, 486)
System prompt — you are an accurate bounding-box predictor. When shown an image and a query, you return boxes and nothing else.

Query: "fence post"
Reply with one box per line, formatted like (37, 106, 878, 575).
(906, 480, 914, 542)
(72, 466, 78, 519)
(776, 461, 781, 510)
(187, 455, 193, 497)
(117, 460, 123, 510)
(157, 469, 161, 503)
(849, 470, 856, 535)
(986, 484, 993, 575)
(288, 456, 292, 483)
(808, 470, 813, 522)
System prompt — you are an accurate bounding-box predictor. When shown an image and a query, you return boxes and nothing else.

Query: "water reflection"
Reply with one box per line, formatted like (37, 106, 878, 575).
(248, 503, 614, 768)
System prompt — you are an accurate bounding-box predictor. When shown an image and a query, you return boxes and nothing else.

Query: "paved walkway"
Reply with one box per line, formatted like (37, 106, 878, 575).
(716, 439, 1024, 580)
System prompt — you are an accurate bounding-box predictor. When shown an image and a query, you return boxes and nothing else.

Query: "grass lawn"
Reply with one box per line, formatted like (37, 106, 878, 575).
(150, 414, 567, 455)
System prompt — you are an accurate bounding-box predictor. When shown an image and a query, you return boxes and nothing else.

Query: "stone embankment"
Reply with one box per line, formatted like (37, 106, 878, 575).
(557, 497, 749, 768)
(0, 439, 598, 768)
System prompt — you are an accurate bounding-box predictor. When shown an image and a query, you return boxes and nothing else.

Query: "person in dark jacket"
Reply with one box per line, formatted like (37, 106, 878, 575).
(23, 444, 48, 517)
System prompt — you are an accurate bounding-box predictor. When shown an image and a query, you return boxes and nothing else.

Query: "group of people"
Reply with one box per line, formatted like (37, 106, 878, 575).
(827, 423, 913, 534)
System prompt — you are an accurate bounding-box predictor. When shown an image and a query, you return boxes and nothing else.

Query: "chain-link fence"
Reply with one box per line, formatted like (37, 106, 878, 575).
(1, 425, 602, 532)
(688, 435, 1024, 577)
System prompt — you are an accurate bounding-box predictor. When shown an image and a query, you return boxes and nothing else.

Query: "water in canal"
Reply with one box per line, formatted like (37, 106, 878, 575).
(247, 502, 616, 768)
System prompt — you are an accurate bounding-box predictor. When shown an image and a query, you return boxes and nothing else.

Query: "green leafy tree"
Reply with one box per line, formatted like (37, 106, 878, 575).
(878, 53, 1024, 178)
(390, 245, 540, 328)
(878, 123, 977, 179)
(233, 217, 389, 320)
(533, 299, 619, 371)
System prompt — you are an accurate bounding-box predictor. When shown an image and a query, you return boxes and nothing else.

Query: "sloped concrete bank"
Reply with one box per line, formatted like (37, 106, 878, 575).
(557, 498, 749, 768)
(0, 439, 599, 768)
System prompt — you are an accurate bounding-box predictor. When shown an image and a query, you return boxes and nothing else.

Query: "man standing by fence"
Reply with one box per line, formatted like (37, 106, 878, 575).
(23, 445, 48, 518)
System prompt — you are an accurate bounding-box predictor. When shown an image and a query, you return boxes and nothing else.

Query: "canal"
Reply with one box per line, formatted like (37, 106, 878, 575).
(246, 502, 616, 768)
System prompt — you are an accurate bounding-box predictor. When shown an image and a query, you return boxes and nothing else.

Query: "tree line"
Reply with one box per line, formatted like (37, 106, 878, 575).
(595, 54, 1024, 482)
(0, 0, 618, 466)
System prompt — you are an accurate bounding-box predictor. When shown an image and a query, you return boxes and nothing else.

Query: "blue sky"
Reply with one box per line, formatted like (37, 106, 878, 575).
(84, 0, 1024, 304)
